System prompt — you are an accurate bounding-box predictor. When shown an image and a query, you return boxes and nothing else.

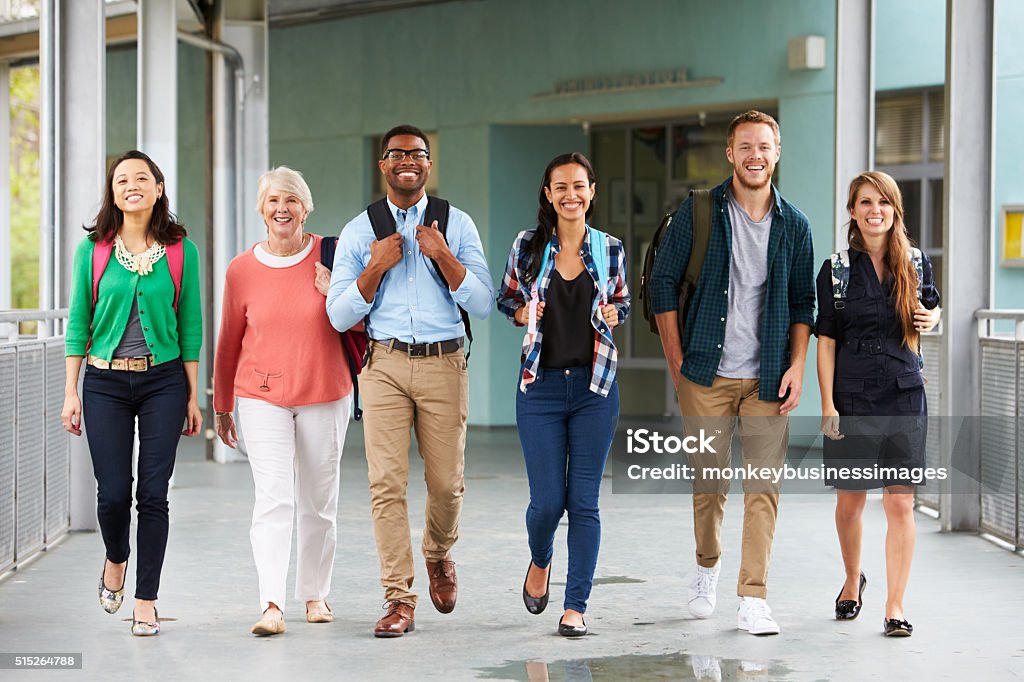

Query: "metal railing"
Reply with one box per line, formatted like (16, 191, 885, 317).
(917, 330, 944, 513)
(0, 309, 69, 575)
(976, 310, 1024, 550)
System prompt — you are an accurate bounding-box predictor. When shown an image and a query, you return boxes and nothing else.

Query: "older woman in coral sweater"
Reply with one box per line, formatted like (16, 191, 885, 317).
(214, 166, 353, 636)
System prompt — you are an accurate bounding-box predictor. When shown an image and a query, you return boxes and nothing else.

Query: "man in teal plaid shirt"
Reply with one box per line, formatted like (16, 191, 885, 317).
(650, 110, 815, 636)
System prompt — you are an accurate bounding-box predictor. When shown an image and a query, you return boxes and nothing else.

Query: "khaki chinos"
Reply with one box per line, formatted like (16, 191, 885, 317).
(360, 342, 469, 607)
(677, 375, 789, 599)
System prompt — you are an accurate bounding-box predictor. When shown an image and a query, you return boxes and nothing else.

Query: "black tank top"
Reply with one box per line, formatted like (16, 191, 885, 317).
(540, 270, 594, 368)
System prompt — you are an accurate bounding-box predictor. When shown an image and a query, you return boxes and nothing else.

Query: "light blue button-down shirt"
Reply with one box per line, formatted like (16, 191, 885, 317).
(327, 194, 494, 343)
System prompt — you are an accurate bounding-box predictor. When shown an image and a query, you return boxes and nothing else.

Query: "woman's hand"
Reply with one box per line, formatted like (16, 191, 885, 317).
(601, 304, 619, 329)
(914, 305, 940, 333)
(182, 399, 203, 437)
(314, 262, 332, 296)
(821, 406, 843, 441)
(515, 302, 544, 326)
(215, 411, 238, 448)
(61, 392, 82, 437)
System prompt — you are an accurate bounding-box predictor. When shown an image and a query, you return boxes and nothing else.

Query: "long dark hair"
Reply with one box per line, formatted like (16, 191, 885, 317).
(84, 150, 186, 244)
(846, 171, 920, 352)
(524, 152, 596, 285)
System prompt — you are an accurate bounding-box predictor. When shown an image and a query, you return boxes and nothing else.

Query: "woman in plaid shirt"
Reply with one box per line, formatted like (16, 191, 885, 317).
(496, 152, 629, 637)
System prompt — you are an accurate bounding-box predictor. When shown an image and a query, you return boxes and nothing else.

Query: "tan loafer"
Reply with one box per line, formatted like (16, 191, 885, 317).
(251, 607, 286, 636)
(306, 601, 333, 624)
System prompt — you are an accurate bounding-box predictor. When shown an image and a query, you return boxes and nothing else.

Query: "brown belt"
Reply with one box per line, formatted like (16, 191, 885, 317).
(87, 354, 154, 372)
(372, 337, 464, 358)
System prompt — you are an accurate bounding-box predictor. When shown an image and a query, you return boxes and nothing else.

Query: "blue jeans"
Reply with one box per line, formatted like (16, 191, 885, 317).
(515, 366, 619, 613)
(83, 358, 187, 600)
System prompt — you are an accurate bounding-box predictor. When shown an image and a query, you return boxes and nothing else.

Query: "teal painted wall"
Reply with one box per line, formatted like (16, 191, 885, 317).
(268, 0, 839, 424)
(876, 0, 946, 90)
(994, 0, 1024, 308)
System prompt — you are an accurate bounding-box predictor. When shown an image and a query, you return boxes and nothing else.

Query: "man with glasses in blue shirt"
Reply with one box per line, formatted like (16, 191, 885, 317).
(328, 124, 494, 637)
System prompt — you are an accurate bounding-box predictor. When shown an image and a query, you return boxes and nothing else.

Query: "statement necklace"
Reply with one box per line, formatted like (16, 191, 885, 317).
(114, 236, 165, 276)
(264, 233, 309, 258)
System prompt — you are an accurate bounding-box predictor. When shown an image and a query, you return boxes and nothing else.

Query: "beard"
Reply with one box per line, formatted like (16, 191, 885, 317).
(732, 162, 775, 191)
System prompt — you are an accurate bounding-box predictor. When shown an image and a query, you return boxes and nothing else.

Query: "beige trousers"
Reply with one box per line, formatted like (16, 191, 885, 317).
(676, 375, 789, 598)
(360, 343, 469, 606)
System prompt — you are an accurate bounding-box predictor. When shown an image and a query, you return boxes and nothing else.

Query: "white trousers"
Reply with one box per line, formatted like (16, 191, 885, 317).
(237, 395, 352, 611)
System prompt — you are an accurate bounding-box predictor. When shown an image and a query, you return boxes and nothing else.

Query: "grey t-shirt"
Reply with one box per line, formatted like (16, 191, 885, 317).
(718, 188, 774, 379)
(113, 295, 151, 358)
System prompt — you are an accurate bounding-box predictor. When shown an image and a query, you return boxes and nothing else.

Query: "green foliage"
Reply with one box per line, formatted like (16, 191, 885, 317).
(10, 65, 39, 309)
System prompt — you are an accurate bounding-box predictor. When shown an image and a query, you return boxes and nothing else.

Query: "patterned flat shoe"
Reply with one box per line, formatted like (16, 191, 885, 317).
(98, 559, 126, 614)
(131, 608, 160, 637)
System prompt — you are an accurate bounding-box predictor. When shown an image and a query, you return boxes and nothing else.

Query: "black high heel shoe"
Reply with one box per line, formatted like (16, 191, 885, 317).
(834, 571, 866, 620)
(522, 561, 550, 615)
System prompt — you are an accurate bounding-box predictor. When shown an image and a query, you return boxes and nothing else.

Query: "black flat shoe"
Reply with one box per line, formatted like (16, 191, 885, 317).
(558, 615, 587, 637)
(835, 571, 866, 620)
(522, 561, 551, 615)
(883, 617, 913, 637)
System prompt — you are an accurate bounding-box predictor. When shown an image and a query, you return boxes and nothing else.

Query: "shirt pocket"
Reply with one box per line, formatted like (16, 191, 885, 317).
(249, 369, 284, 404)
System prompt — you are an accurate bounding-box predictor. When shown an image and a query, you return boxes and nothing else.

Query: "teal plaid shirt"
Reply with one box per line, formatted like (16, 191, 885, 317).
(649, 178, 815, 401)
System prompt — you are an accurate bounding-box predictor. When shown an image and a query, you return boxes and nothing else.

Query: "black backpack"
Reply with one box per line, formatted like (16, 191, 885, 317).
(365, 196, 473, 359)
(639, 189, 712, 338)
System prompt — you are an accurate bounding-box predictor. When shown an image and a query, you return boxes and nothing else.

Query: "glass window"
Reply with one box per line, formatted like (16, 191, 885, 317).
(876, 94, 924, 165)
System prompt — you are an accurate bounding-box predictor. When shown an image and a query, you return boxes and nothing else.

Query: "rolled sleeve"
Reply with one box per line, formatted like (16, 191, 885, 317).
(649, 199, 692, 314)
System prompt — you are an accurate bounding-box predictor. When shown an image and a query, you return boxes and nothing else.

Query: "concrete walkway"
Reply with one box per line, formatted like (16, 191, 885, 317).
(1, 424, 1021, 681)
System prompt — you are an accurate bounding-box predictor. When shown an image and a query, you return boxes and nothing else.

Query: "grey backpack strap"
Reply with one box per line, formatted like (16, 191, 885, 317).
(830, 249, 851, 309)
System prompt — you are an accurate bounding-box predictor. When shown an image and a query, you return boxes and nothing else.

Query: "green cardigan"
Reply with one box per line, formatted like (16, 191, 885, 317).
(65, 236, 203, 364)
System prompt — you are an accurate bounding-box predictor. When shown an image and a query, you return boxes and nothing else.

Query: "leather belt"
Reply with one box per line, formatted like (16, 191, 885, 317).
(372, 337, 464, 358)
(88, 354, 154, 371)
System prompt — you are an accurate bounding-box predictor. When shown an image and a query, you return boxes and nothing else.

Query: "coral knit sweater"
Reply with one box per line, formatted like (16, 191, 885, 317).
(214, 235, 352, 412)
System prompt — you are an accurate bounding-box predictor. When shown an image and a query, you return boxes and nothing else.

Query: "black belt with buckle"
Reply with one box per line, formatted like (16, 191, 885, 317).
(373, 337, 464, 358)
(845, 336, 882, 355)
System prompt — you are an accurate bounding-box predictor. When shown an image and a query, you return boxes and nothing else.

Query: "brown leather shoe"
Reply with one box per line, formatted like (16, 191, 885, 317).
(373, 601, 415, 638)
(426, 558, 458, 614)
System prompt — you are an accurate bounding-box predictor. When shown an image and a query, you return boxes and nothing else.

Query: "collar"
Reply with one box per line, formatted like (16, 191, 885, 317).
(386, 193, 428, 222)
(719, 176, 783, 215)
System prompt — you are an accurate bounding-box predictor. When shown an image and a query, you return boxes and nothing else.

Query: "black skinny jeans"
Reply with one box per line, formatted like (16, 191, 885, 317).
(83, 358, 187, 600)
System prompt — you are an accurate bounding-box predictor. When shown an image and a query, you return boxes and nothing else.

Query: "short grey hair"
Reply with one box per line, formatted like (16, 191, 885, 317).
(256, 166, 314, 216)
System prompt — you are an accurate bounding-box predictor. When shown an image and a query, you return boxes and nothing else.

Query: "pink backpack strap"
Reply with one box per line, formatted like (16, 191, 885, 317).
(91, 239, 114, 311)
(166, 240, 184, 312)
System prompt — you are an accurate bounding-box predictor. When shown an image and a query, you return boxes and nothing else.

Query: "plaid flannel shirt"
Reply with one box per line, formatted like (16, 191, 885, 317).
(649, 178, 815, 401)
(497, 227, 630, 397)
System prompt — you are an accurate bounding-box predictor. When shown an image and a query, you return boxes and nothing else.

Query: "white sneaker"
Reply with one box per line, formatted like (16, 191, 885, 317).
(737, 597, 780, 635)
(687, 562, 720, 618)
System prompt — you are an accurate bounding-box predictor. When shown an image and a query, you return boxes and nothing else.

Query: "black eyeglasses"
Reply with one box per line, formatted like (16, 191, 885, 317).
(382, 148, 429, 162)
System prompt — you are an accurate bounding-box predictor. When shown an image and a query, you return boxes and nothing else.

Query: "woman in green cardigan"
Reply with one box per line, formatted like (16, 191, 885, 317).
(61, 150, 202, 637)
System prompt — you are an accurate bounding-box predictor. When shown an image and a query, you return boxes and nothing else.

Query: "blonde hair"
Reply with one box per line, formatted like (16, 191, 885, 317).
(846, 170, 921, 352)
(727, 110, 780, 147)
(256, 166, 314, 216)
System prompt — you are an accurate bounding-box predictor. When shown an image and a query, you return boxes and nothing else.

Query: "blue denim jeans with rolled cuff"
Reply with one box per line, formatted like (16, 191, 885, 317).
(515, 366, 619, 614)
(83, 357, 187, 601)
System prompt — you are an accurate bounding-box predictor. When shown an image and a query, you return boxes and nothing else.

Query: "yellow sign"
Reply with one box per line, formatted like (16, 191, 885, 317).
(1003, 206, 1024, 266)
